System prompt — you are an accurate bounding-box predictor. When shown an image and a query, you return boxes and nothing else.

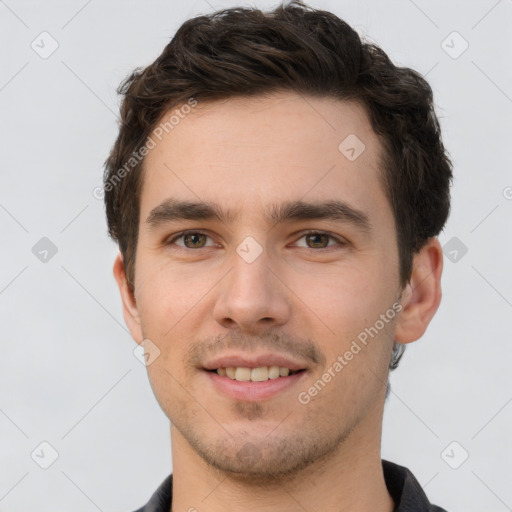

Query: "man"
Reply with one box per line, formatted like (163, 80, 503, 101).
(104, 1, 452, 510)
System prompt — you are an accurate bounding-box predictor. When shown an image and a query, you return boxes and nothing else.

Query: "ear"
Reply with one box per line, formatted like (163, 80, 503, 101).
(113, 252, 143, 344)
(394, 237, 443, 344)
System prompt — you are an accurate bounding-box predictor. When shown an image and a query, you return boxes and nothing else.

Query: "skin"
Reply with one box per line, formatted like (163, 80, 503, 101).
(114, 91, 443, 512)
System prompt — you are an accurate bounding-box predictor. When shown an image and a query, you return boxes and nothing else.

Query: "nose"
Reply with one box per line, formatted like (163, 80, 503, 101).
(213, 247, 291, 333)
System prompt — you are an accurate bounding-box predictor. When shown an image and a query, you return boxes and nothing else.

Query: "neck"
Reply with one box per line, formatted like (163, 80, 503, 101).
(169, 400, 394, 512)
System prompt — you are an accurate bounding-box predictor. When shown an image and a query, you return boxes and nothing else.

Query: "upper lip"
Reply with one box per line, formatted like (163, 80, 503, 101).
(203, 353, 308, 372)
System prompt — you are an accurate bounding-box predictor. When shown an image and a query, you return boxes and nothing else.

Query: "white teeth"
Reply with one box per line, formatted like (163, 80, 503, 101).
(250, 367, 268, 382)
(216, 365, 298, 381)
(234, 367, 251, 381)
(268, 365, 280, 379)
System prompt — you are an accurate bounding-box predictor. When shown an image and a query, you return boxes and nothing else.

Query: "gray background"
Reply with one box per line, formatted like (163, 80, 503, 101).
(1, 0, 511, 510)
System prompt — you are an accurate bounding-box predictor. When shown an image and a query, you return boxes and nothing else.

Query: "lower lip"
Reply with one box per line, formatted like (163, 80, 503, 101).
(204, 370, 307, 401)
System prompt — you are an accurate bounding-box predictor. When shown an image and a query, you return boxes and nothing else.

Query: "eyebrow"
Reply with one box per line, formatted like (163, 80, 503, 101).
(146, 198, 372, 233)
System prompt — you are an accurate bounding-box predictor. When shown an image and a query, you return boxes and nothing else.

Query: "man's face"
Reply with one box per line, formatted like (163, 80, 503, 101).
(126, 92, 404, 479)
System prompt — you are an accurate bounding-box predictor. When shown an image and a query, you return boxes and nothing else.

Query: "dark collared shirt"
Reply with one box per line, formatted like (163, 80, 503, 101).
(132, 460, 448, 512)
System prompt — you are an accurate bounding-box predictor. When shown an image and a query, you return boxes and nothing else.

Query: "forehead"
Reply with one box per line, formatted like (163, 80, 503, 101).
(140, 91, 391, 232)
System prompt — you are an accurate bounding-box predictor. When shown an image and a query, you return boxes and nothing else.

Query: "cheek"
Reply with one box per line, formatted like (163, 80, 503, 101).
(291, 258, 394, 330)
(291, 258, 397, 384)
(135, 259, 206, 414)
(135, 255, 212, 333)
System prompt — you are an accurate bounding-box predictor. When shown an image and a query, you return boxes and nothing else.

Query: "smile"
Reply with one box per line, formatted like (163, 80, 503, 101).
(204, 367, 307, 401)
(212, 366, 304, 382)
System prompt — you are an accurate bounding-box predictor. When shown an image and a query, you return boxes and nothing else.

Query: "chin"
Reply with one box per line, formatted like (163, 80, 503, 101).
(180, 424, 350, 484)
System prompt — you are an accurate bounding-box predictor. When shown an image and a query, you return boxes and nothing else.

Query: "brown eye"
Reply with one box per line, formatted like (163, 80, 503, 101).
(305, 233, 330, 248)
(167, 231, 215, 249)
(182, 233, 208, 248)
(293, 231, 346, 250)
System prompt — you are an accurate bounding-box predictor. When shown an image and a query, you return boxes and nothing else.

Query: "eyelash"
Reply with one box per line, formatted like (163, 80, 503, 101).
(165, 230, 347, 251)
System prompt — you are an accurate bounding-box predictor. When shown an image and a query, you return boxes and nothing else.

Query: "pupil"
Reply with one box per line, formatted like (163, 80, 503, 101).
(307, 234, 327, 248)
(185, 233, 205, 248)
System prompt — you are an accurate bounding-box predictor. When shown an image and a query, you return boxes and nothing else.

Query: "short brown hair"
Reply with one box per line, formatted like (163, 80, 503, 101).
(104, 1, 452, 368)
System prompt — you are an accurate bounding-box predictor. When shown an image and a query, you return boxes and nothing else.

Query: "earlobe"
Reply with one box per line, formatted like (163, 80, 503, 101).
(113, 253, 144, 344)
(394, 237, 444, 344)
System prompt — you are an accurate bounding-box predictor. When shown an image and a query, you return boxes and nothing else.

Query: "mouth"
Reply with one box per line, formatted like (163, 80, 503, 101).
(203, 366, 308, 402)
(206, 366, 306, 382)
(201, 353, 310, 401)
